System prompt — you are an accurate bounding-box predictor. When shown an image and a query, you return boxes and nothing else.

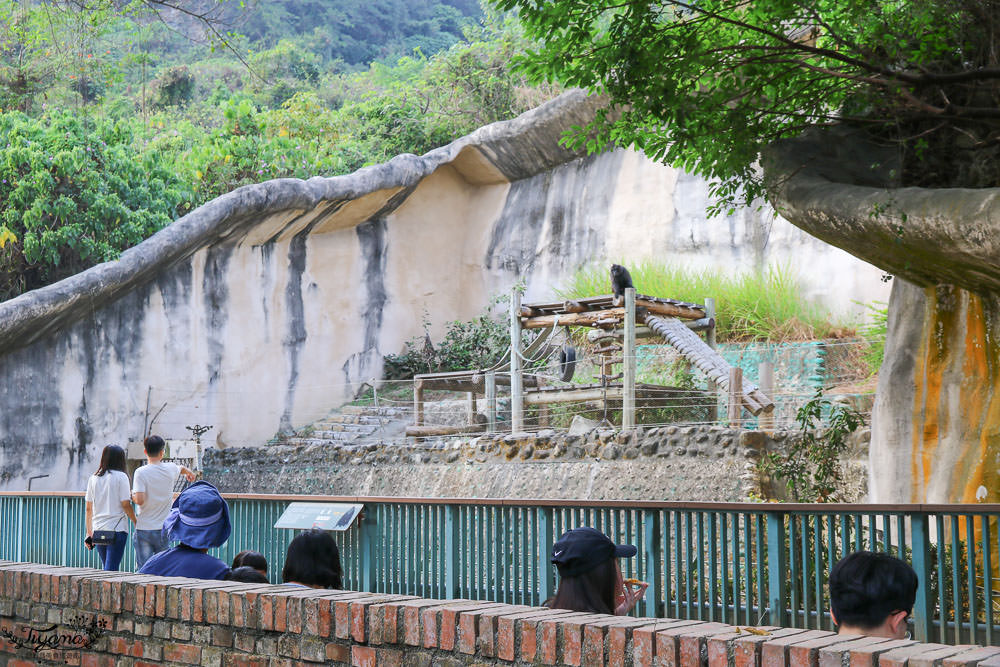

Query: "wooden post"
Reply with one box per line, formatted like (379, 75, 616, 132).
(485, 371, 497, 434)
(727, 366, 742, 427)
(413, 379, 424, 427)
(467, 392, 478, 425)
(758, 362, 775, 431)
(623, 287, 636, 430)
(705, 297, 719, 422)
(510, 288, 524, 433)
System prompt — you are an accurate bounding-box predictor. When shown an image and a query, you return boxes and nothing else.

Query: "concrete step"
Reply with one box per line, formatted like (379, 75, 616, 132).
(341, 405, 410, 417)
(320, 414, 385, 426)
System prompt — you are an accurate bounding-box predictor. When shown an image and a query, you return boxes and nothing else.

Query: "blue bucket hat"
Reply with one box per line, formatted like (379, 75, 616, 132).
(162, 481, 231, 549)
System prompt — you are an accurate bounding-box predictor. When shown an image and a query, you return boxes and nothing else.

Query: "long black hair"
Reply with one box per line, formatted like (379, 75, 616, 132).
(282, 528, 343, 589)
(95, 445, 127, 477)
(546, 558, 617, 614)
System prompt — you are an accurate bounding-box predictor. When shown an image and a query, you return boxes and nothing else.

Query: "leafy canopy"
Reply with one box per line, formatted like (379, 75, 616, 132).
(0, 110, 191, 299)
(495, 0, 1000, 211)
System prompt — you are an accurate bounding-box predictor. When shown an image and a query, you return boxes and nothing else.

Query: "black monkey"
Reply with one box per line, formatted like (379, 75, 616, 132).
(610, 263, 634, 306)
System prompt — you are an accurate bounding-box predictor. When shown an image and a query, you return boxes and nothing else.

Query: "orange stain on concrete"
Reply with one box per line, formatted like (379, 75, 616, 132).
(911, 288, 1000, 503)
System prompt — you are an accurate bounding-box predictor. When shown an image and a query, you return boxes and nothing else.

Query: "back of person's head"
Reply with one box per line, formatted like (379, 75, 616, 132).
(830, 551, 918, 631)
(95, 445, 127, 476)
(144, 435, 166, 457)
(548, 557, 617, 614)
(232, 550, 267, 574)
(225, 566, 269, 584)
(546, 527, 637, 614)
(282, 528, 343, 589)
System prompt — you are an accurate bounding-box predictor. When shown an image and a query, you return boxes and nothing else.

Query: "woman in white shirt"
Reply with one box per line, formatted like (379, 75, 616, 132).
(84, 445, 137, 571)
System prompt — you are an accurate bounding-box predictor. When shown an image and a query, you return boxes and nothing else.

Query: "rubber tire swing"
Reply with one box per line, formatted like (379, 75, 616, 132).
(558, 344, 576, 382)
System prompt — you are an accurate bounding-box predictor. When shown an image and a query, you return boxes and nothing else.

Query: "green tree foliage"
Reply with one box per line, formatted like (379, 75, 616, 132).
(495, 0, 1000, 210)
(0, 110, 191, 299)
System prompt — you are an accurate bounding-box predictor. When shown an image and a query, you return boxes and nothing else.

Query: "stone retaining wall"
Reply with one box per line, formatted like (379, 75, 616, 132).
(204, 426, 870, 501)
(1, 562, 997, 667)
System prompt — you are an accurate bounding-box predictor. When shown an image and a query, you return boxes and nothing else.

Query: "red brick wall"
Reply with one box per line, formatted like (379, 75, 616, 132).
(1, 561, 997, 666)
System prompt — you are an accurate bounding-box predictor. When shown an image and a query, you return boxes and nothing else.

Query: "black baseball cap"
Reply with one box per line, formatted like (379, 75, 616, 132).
(551, 527, 637, 576)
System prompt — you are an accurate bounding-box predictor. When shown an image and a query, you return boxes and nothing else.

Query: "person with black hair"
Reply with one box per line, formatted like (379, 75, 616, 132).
(84, 445, 137, 571)
(282, 528, 343, 589)
(546, 527, 648, 615)
(225, 566, 270, 584)
(232, 550, 268, 577)
(829, 551, 918, 639)
(132, 434, 197, 568)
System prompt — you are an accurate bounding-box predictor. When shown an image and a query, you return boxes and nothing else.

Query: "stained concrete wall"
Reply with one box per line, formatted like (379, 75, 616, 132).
(0, 90, 886, 492)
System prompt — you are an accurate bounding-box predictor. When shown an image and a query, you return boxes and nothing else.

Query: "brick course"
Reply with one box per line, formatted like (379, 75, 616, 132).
(0, 562, 993, 666)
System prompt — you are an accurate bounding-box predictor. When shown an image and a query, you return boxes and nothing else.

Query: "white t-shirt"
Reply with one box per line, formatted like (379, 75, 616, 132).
(132, 461, 181, 531)
(84, 470, 131, 532)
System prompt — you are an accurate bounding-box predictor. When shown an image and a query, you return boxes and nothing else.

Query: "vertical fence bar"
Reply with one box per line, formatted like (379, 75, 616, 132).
(60, 497, 68, 566)
(936, 514, 947, 644)
(537, 506, 554, 605)
(720, 513, 729, 624)
(684, 511, 693, 618)
(445, 504, 460, 599)
(361, 508, 377, 593)
(696, 512, 705, 619)
(966, 514, 977, 643)
(982, 516, 993, 646)
(910, 513, 933, 642)
(708, 512, 718, 622)
(951, 516, 962, 643)
(16, 496, 23, 562)
(767, 511, 788, 627)
(643, 511, 662, 618)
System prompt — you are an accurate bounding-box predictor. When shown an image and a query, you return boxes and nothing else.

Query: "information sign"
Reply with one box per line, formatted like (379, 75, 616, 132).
(274, 502, 363, 531)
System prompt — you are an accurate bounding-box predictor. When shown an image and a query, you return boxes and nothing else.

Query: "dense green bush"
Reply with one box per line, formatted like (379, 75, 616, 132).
(0, 110, 192, 299)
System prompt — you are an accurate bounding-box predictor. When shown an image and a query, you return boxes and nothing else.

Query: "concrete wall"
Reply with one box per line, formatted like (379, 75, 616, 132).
(204, 426, 871, 502)
(0, 90, 887, 492)
(1, 563, 995, 666)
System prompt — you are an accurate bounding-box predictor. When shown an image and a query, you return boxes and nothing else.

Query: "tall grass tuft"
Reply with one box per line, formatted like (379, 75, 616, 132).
(558, 261, 851, 342)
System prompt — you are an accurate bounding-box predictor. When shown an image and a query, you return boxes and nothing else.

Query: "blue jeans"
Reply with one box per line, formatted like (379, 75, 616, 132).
(134, 529, 169, 569)
(96, 531, 128, 571)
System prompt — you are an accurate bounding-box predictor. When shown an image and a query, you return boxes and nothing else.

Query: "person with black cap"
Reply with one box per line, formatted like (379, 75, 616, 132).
(547, 527, 649, 615)
(138, 480, 231, 580)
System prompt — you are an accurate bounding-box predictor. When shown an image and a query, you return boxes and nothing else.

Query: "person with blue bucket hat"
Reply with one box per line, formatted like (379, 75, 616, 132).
(138, 480, 231, 580)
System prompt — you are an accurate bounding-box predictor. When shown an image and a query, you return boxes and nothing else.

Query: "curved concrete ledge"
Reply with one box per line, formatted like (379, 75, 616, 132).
(0, 89, 601, 353)
(764, 128, 1000, 293)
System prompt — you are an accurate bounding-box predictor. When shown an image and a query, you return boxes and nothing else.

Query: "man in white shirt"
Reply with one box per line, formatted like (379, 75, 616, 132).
(132, 435, 197, 568)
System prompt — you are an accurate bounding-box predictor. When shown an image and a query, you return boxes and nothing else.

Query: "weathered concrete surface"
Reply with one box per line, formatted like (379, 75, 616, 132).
(204, 426, 870, 502)
(869, 280, 1000, 503)
(0, 90, 886, 491)
(766, 128, 1000, 503)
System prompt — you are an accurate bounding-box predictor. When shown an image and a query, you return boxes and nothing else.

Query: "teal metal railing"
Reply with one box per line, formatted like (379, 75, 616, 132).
(1, 493, 997, 645)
